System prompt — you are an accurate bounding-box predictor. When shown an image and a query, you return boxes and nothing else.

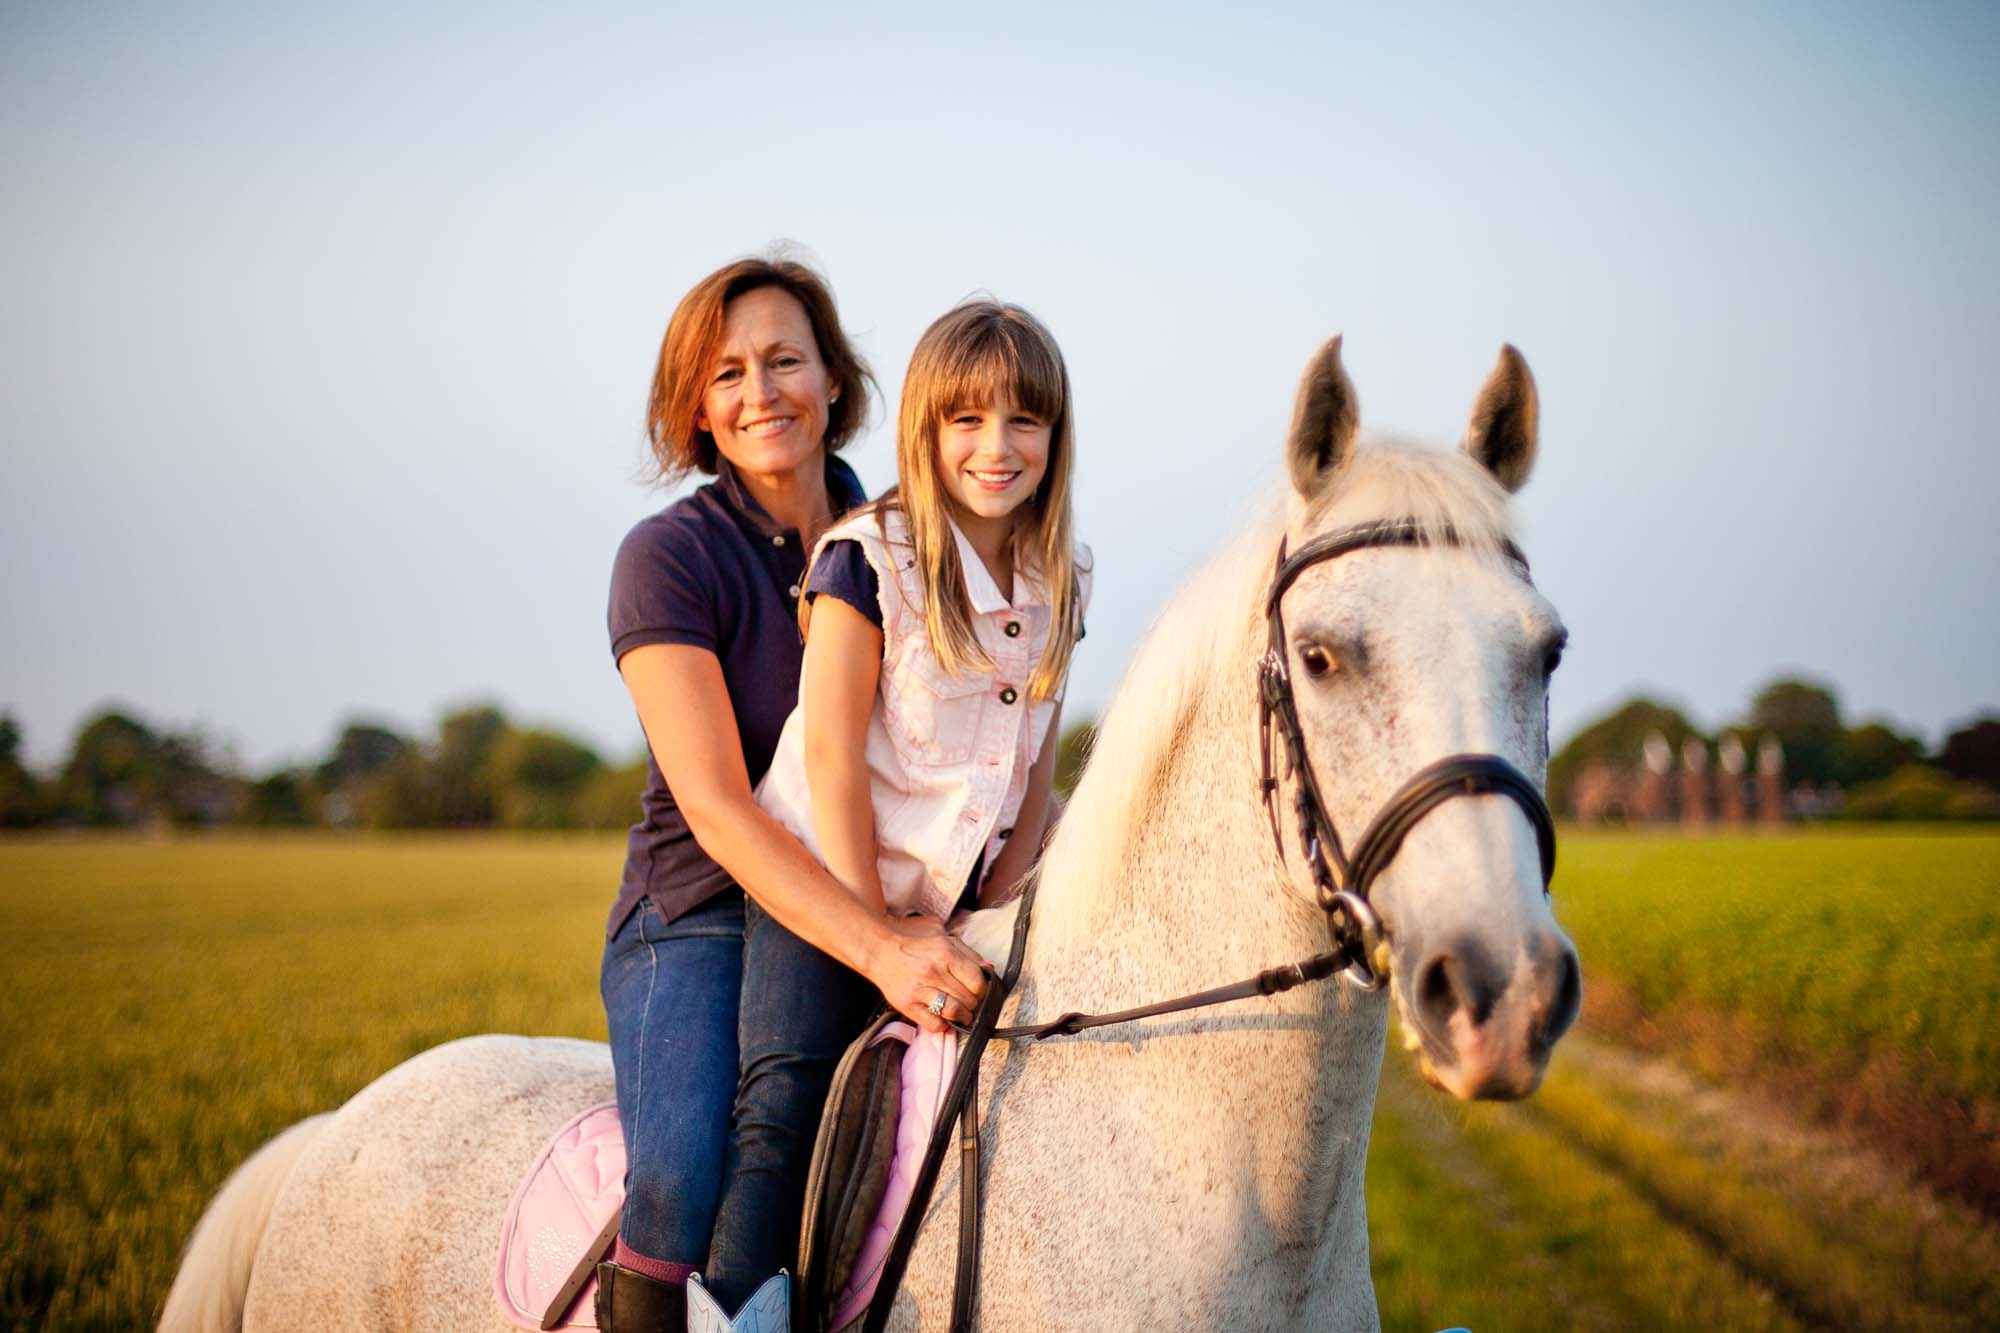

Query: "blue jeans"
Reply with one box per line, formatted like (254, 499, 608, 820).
(601, 888, 876, 1308)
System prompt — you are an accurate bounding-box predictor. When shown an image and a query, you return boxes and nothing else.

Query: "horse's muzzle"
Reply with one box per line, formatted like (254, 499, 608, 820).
(1405, 926, 1580, 1101)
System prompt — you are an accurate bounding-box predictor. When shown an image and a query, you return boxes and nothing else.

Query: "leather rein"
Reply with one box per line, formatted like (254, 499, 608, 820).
(858, 518, 1559, 1333)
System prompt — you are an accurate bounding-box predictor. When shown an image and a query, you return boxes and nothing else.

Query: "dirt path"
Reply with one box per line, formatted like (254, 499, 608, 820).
(1367, 1031, 2000, 1331)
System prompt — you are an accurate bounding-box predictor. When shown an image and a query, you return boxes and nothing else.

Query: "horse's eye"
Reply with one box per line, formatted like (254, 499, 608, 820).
(1542, 647, 1564, 678)
(1299, 645, 1336, 678)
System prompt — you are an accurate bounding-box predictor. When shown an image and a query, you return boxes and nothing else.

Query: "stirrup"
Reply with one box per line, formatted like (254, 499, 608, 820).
(687, 1271, 789, 1333)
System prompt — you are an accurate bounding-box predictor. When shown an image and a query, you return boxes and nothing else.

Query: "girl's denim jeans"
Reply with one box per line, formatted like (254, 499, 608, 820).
(600, 888, 876, 1308)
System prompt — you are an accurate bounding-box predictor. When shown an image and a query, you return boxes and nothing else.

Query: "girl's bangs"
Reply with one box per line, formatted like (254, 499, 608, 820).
(926, 325, 1067, 425)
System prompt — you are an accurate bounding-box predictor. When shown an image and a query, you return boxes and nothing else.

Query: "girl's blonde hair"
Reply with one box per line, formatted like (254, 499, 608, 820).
(894, 301, 1083, 701)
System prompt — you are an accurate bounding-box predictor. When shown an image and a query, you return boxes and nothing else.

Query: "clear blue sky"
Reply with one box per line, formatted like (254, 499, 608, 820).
(4, 1, 1996, 771)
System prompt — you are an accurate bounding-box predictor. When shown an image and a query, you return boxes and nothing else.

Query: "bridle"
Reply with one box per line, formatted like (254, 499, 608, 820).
(860, 516, 1561, 1333)
(1257, 518, 1559, 989)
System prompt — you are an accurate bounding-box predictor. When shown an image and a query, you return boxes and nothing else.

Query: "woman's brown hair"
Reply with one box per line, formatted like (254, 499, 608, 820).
(646, 252, 875, 480)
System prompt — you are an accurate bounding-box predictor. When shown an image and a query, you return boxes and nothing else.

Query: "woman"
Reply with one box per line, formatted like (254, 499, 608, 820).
(599, 255, 990, 1333)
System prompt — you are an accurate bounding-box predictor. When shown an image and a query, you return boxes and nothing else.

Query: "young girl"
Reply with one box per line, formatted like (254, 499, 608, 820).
(757, 301, 1089, 1011)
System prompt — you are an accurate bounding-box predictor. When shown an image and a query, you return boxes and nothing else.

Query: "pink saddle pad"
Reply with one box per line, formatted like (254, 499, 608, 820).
(494, 1030, 959, 1333)
(493, 1101, 625, 1331)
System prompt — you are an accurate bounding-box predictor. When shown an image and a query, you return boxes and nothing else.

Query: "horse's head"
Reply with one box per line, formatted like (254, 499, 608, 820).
(1272, 336, 1579, 1100)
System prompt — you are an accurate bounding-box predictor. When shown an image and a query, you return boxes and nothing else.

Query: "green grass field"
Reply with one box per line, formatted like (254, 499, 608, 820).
(1552, 827, 2000, 1109)
(2, 831, 1996, 1330)
(0, 836, 618, 1331)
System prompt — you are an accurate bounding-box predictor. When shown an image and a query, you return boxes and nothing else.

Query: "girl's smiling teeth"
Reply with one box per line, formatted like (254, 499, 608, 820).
(969, 468, 1021, 488)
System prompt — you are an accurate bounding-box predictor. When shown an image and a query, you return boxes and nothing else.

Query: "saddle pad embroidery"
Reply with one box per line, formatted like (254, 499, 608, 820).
(494, 1101, 625, 1330)
(827, 1025, 960, 1330)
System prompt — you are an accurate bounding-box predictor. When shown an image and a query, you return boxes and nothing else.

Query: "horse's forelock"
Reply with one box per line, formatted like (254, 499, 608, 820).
(1307, 439, 1519, 567)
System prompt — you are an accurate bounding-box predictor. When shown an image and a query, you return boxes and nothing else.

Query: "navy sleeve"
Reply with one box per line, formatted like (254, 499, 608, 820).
(608, 513, 721, 664)
(804, 539, 882, 628)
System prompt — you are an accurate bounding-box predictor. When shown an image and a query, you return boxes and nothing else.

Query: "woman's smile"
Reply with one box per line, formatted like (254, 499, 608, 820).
(739, 413, 801, 438)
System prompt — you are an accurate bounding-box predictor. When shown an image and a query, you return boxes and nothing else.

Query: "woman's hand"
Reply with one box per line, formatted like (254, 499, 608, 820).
(863, 915, 990, 1034)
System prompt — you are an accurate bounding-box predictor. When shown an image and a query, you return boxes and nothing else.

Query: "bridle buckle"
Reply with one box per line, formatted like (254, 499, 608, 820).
(1326, 890, 1387, 991)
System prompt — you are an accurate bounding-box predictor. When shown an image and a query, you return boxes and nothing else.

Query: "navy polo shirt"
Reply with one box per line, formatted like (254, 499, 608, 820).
(606, 454, 867, 937)
(804, 539, 884, 627)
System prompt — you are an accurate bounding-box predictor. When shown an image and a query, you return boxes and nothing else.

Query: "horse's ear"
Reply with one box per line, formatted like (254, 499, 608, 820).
(1287, 335, 1359, 497)
(1462, 344, 1539, 492)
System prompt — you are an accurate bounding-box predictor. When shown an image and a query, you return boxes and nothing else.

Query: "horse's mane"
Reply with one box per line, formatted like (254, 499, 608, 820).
(1032, 442, 1519, 930)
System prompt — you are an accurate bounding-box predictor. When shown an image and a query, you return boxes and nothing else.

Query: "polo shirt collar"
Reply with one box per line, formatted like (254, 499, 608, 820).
(714, 453, 867, 538)
(946, 515, 1049, 612)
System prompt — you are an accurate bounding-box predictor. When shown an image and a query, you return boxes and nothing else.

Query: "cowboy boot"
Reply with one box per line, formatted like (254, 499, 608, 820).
(686, 1272, 789, 1333)
(593, 1261, 689, 1332)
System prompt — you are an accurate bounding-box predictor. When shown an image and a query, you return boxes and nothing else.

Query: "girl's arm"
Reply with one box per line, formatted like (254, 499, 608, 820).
(619, 643, 987, 1031)
(981, 702, 1064, 906)
(799, 596, 889, 914)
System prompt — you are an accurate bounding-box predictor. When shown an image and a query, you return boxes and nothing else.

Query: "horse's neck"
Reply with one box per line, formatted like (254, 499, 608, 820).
(1030, 669, 1315, 993)
(1010, 626, 1385, 1289)
(1029, 595, 1341, 978)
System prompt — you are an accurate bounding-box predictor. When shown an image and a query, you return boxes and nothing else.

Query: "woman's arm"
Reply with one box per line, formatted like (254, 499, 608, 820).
(799, 596, 889, 914)
(980, 703, 1064, 906)
(619, 642, 987, 1030)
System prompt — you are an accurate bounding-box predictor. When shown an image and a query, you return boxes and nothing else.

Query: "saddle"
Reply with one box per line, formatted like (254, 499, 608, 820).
(492, 1019, 959, 1332)
(799, 1014, 960, 1331)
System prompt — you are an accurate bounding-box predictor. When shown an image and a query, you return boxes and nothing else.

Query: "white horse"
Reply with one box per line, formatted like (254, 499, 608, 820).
(162, 337, 1578, 1333)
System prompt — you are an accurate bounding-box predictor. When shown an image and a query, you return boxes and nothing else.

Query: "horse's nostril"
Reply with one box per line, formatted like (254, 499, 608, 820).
(1541, 947, 1582, 1046)
(1416, 954, 1459, 1031)
(1415, 939, 1506, 1033)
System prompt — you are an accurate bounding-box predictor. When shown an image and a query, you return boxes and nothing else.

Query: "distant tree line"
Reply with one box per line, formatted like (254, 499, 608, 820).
(0, 705, 647, 831)
(4, 680, 1990, 831)
(0, 705, 1110, 834)
(1549, 677, 2000, 821)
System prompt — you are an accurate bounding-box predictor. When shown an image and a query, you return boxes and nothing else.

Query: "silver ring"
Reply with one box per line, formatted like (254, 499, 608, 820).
(927, 991, 948, 1017)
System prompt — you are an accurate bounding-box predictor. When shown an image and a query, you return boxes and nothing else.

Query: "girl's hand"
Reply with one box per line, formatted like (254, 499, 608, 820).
(866, 915, 990, 1033)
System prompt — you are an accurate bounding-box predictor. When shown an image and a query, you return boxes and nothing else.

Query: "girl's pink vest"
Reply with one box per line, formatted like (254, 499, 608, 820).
(755, 507, 1088, 919)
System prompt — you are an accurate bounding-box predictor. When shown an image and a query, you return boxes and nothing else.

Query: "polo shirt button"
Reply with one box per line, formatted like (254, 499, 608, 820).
(1004, 620, 1022, 637)
(788, 584, 801, 598)
(772, 534, 786, 547)
(999, 686, 1018, 705)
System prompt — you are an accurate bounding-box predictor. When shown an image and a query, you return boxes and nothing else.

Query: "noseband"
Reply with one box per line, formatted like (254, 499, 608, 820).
(1258, 519, 1559, 989)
